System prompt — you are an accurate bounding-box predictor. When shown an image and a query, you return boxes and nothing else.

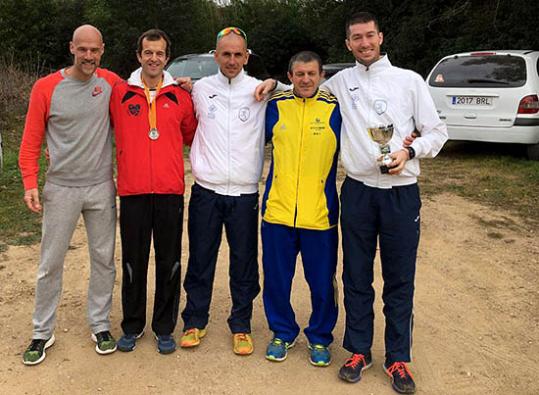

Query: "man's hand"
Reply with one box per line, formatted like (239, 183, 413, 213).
(176, 77, 193, 93)
(254, 78, 277, 102)
(403, 129, 421, 147)
(23, 188, 42, 213)
(387, 149, 410, 175)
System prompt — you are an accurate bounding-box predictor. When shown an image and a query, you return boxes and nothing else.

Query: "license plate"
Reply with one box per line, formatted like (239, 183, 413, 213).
(451, 96, 493, 106)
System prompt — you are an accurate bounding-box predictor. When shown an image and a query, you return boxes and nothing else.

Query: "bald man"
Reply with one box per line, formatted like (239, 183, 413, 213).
(180, 27, 271, 355)
(19, 25, 121, 365)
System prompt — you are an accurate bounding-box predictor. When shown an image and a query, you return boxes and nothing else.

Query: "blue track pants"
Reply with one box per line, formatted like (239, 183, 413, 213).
(262, 221, 338, 346)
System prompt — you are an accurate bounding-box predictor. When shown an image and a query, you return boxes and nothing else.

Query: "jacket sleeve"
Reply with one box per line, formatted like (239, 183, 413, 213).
(329, 102, 342, 152)
(265, 99, 279, 144)
(409, 74, 448, 158)
(18, 78, 50, 190)
(180, 90, 197, 147)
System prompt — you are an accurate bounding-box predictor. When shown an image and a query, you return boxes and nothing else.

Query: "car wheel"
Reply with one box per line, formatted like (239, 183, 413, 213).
(526, 143, 539, 161)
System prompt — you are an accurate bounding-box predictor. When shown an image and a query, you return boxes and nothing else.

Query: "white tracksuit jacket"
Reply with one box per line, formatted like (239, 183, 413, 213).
(190, 69, 267, 196)
(323, 55, 448, 189)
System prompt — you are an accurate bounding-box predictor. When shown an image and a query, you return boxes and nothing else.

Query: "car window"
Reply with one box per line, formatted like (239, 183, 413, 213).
(167, 57, 218, 80)
(428, 55, 526, 88)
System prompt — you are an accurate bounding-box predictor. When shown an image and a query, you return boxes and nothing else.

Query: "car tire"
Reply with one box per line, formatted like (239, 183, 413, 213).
(526, 143, 539, 161)
(526, 144, 539, 160)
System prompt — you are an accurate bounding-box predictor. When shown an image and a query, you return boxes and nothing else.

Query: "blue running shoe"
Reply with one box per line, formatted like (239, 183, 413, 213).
(265, 338, 295, 362)
(155, 334, 176, 354)
(117, 332, 144, 352)
(308, 344, 331, 367)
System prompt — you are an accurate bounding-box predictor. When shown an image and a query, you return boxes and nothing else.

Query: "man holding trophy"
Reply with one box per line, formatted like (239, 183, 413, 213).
(320, 12, 448, 394)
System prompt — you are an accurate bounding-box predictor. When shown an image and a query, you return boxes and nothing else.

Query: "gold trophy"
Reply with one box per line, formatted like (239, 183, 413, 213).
(368, 124, 394, 174)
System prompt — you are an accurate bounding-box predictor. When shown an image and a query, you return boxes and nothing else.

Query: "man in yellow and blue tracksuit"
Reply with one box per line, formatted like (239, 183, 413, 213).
(262, 51, 341, 367)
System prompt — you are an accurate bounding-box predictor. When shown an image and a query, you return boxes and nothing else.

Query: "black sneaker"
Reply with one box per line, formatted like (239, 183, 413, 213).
(91, 331, 117, 355)
(338, 352, 373, 383)
(384, 361, 416, 394)
(22, 335, 56, 365)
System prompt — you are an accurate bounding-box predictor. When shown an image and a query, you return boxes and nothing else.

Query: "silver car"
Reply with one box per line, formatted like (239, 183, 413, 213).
(426, 50, 539, 160)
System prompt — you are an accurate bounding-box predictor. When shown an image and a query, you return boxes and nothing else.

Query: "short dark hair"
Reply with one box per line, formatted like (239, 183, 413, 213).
(345, 12, 379, 38)
(288, 51, 323, 74)
(137, 28, 171, 58)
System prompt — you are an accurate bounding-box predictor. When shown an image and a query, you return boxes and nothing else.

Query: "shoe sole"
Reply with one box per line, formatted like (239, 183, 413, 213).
(23, 334, 56, 366)
(309, 359, 331, 367)
(234, 347, 254, 356)
(265, 340, 295, 362)
(383, 364, 416, 394)
(117, 332, 144, 352)
(91, 333, 117, 355)
(338, 360, 373, 383)
(154, 334, 176, 355)
(180, 329, 206, 348)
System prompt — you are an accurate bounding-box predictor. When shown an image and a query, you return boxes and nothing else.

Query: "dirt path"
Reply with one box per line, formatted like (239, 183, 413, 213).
(1, 170, 538, 394)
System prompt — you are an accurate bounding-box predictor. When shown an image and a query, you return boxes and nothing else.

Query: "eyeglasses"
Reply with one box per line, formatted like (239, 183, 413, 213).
(216, 27, 247, 42)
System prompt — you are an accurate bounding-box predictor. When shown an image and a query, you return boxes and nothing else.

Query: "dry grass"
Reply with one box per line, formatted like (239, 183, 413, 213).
(0, 59, 42, 252)
(420, 141, 539, 225)
(0, 57, 38, 145)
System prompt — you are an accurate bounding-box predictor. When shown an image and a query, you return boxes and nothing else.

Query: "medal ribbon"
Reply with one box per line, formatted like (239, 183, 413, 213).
(142, 77, 163, 132)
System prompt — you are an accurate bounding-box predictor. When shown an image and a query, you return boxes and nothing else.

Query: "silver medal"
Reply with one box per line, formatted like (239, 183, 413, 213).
(149, 128, 159, 140)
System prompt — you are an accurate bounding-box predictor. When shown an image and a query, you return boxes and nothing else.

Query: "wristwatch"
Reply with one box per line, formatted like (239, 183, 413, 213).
(406, 146, 416, 160)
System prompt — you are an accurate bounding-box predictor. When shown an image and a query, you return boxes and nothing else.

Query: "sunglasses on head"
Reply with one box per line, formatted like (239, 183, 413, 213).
(216, 26, 247, 42)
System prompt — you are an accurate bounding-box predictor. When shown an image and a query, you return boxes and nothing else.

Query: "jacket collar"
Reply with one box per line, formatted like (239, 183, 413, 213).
(293, 88, 320, 102)
(127, 67, 177, 89)
(216, 68, 246, 86)
(354, 54, 391, 73)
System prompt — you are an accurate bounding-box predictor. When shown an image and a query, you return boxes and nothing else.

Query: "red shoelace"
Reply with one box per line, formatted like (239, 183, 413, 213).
(344, 353, 367, 368)
(387, 362, 414, 379)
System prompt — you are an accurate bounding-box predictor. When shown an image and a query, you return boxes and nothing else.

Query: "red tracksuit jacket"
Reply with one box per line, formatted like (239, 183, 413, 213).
(110, 79, 197, 196)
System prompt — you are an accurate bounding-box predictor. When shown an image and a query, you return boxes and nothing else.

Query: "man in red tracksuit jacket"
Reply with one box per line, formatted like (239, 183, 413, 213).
(109, 29, 197, 354)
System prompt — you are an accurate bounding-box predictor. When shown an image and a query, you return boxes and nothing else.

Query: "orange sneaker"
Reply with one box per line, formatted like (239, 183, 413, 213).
(232, 333, 254, 355)
(180, 328, 206, 348)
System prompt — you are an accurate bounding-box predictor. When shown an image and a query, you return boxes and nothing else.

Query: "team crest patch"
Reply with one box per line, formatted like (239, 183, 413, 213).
(350, 93, 361, 109)
(128, 104, 141, 116)
(374, 99, 387, 115)
(238, 107, 250, 122)
(208, 104, 217, 119)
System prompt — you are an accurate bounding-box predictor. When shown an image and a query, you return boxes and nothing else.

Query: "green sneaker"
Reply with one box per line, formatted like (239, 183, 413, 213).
(91, 331, 117, 355)
(22, 335, 55, 365)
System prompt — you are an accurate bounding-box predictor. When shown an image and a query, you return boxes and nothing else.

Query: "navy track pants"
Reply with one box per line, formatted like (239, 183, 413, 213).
(340, 177, 421, 364)
(181, 183, 260, 333)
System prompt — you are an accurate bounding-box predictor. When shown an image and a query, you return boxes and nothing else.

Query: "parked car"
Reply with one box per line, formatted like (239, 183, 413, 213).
(322, 63, 355, 81)
(319, 63, 355, 84)
(426, 50, 539, 160)
(166, 51, 270, 82)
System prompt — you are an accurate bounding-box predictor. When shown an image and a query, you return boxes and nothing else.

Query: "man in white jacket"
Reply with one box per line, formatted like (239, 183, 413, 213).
(180, 27, 267, 355)
(321, 12, 448, 394)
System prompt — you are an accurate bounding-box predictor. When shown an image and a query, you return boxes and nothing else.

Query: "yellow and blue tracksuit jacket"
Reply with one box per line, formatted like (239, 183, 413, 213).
(262, 89, 342, 230)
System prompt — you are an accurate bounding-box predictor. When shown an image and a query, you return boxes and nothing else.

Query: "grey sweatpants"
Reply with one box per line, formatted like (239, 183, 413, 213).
(32, 180, 117, 339)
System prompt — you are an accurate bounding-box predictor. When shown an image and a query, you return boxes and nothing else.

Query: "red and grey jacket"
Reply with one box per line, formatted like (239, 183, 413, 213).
(109, 68, 197, 196)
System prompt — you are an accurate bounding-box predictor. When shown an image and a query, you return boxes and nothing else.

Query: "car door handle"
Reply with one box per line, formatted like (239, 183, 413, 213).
(464, 113, 477, 119)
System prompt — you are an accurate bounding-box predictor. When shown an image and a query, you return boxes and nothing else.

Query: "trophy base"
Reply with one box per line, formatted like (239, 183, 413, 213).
(380, 165, 390, 174)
